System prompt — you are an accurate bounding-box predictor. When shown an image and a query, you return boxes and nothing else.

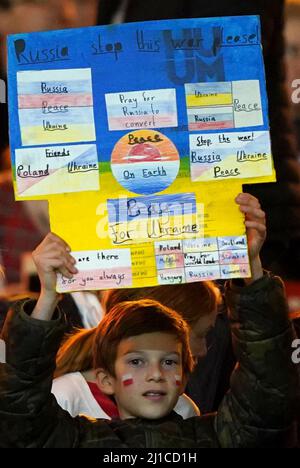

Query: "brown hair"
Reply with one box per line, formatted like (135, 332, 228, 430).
(286, 2, 300, 18)
(54, 327, 95, 379)
(93, 299, 194, 378)
(103, 282, 220, 327)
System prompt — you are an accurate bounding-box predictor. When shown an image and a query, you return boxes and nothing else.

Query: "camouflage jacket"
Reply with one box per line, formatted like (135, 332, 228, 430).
(0, 273, 298, 448)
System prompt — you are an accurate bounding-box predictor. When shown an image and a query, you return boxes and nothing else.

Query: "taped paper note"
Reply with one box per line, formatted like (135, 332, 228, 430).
(107, 193, 200, 244)
(232, 80, 263, 127)
(190, 131, 272, 181)
(57, 248, 132, 291)
(155, 235, 250, 284)
(15, 144, 99, 196)
(105, 88, 178, 131)
(131, 243, 158, 284)
(17, 68, 96, 146)
(185, 80, 263, 131)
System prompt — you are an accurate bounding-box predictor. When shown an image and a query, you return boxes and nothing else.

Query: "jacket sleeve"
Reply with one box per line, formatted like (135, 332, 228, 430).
(0, 300, 82, 448)
(215, 273, 299, 448)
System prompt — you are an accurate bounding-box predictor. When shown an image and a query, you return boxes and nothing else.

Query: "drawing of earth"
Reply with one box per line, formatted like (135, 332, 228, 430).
(111, 130, 180, 195)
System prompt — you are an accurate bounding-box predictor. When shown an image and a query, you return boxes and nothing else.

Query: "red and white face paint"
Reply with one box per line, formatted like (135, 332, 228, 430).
(174, 374, 182, 387)
(122, 373, 134, 387)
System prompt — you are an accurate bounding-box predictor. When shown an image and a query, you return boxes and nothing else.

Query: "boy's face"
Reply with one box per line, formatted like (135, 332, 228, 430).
(100, 332, 185, 420)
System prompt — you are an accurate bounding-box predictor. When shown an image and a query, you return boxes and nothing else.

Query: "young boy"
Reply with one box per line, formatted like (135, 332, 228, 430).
(0, 193, 298, 447)
(93, 299, 194, 421)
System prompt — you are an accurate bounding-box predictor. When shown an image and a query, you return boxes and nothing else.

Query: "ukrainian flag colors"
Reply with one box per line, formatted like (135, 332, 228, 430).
(17, 68, 96, 146)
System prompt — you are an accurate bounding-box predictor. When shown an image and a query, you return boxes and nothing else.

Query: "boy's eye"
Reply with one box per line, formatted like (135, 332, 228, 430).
(163, 359, 178, 367)
(129, 358, 143, 366)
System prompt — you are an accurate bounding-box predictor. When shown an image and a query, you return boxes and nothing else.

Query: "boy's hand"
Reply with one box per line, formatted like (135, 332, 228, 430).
(33, 232, 78, 294)
(31, 233, 78, 320)
(235, 193, 266, 282)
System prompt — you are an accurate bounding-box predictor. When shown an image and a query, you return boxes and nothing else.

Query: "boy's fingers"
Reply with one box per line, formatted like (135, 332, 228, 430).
(36, 247, 67, 260)
(44, 232, 71, 252)
(245, 220, 267, 236)
(45, 258, 78, 278)
(59, 267, 76, 279)
(34, 243, 75, 261)
(235, 193, 261, 209)
(67, 261, 78, 274)
(60, 261, 78, 277)
(57, 257, 77, 274)
(33, 242, 71, 261)
(239, 205, 266, 221)
(41, 250, 76, 263)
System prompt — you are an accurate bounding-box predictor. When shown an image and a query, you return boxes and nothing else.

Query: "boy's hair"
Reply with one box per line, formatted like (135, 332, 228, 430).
(103, 282, 220, 327)
(93, 299, 194, 377)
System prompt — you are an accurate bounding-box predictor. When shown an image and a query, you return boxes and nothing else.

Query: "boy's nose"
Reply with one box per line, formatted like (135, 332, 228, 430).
(146, 363, 164, 381)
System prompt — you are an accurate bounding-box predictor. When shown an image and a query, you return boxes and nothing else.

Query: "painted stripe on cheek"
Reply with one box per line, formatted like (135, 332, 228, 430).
(175, 374, 182, 386)
(122, 373, 134, 387)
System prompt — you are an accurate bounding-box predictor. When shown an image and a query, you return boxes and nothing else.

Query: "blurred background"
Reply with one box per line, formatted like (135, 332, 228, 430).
(0, 0, 300, 319)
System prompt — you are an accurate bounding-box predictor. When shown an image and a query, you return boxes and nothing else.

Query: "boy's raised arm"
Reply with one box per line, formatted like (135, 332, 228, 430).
(214, 194, 298, 447)
(235, 192, 265, 283)
(0, 233, 80, 447)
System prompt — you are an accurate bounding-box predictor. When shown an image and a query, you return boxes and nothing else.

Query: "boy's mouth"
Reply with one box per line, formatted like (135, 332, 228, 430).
(142, 390, 167, 401)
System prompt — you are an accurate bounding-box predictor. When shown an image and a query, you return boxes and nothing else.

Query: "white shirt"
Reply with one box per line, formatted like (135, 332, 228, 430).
(0, 339, 5, 364)
(52, 372, 110, 419)
(70, 292, 104, 329)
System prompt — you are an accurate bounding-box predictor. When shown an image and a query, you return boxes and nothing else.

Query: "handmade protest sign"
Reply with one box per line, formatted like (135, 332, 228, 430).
(7, 16, 276, 291)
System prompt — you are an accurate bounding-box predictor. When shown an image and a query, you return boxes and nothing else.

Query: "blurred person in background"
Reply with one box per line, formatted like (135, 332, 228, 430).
(58, 0, 99, 28)
(0, 145, 49, 286)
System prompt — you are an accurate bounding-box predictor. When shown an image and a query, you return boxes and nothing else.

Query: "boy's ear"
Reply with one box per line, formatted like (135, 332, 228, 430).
(95, 368, 115, 395)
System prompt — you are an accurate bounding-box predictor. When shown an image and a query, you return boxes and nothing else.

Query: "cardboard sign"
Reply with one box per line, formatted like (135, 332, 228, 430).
(7, 16, 276, 291)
